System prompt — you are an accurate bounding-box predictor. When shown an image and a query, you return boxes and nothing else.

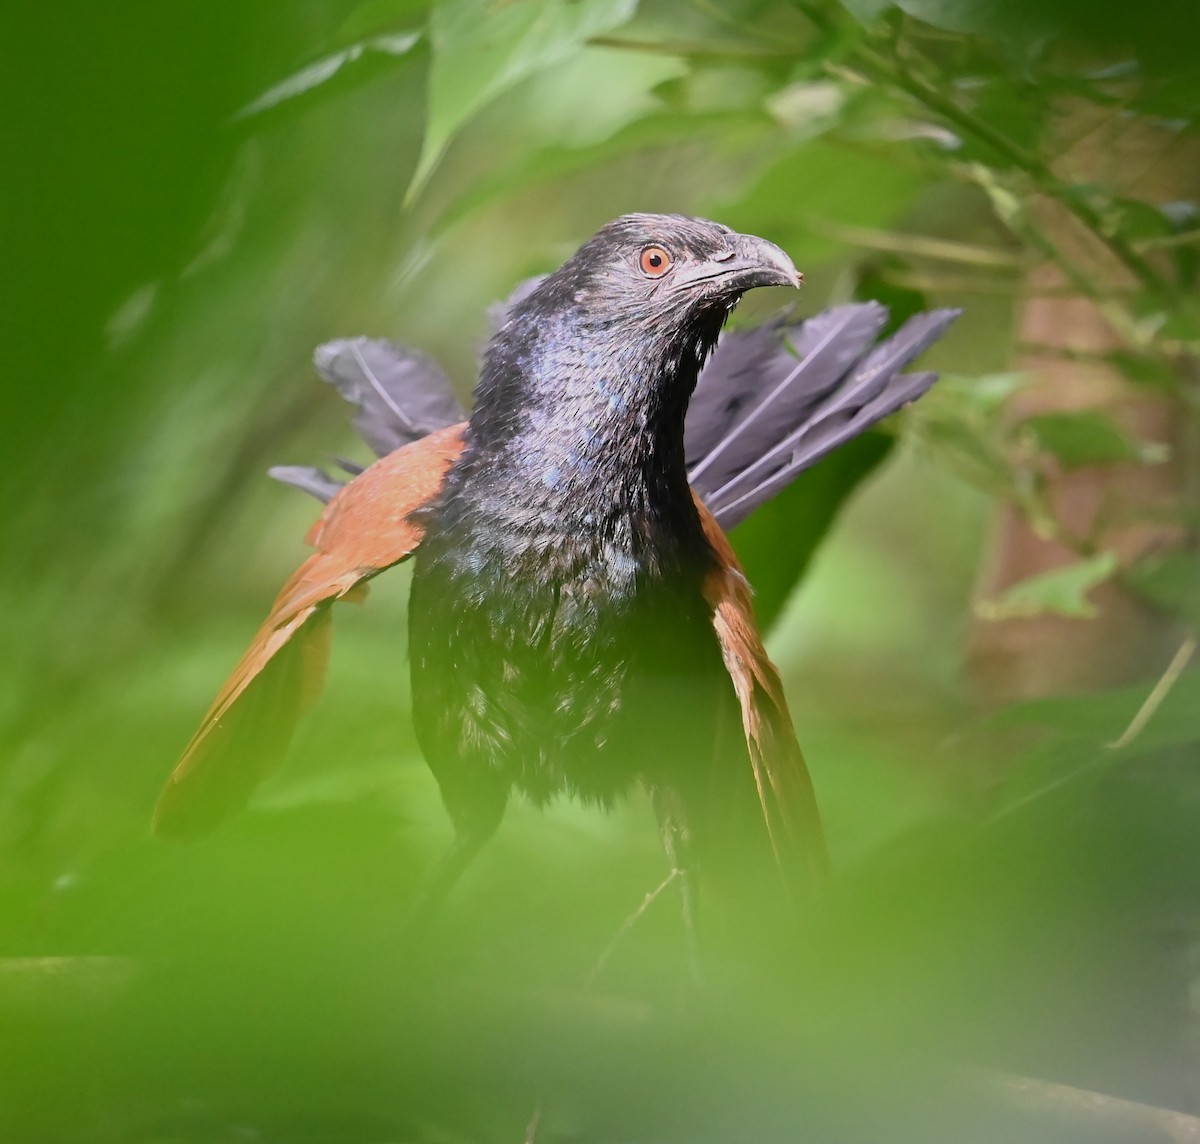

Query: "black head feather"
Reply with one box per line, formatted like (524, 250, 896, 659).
(466, 214, 800, 464)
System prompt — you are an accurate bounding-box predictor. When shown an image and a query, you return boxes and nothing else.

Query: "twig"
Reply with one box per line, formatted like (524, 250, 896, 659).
(1016, 342, 1122, 363)
(523, 1100, 543, 1144)
(1136, 230, 1200, 253)
(582, 868, 679, 993)
(880, 271, 1123, 298)
(848, 43, 1176, 300)
(808, 218, 1026, 268)
(989, 1070, 1200, 1142)
(588, 35, 793, 60)
(1109, 634, 1197, 749)
(793, 0, 1177, 301)
(990, 634, 1198, 821)
(522, 869, 681, 1140)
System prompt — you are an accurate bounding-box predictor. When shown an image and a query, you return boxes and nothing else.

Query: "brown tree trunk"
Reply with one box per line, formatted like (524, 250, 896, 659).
(968, 110, 1198, 703)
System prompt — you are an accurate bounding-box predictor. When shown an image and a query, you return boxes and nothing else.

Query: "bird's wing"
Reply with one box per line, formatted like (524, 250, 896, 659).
(694, 493, 829, 890)
(687, 306, 960, 530)
(154, 422, 468, 838)
(312, 336, 466, 458)
(270, 282, 543, 506)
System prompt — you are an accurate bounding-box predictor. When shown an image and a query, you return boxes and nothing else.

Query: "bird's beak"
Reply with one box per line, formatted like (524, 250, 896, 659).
(676, 232, 803, 293)
(729, 232, 803, 290)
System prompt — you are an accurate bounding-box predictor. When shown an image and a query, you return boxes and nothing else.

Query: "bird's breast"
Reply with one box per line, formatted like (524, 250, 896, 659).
(408, 478, 727, 805)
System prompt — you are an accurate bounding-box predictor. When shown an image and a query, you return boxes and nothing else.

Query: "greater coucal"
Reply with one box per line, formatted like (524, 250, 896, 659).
(155, 214, 957, 919)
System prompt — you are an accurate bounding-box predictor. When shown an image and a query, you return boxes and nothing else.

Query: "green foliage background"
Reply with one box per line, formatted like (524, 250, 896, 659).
(3, 1, 1198, 1139)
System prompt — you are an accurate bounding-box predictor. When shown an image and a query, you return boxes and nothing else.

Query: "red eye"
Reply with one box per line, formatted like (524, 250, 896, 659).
(639, 245, 672, 278)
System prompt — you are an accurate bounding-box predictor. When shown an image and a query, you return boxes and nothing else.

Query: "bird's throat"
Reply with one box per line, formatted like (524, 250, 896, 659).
(463, 306, 726, 535)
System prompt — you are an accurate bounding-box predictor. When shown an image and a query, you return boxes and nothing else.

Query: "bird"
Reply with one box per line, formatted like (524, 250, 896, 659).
(154, 213, 957, 931)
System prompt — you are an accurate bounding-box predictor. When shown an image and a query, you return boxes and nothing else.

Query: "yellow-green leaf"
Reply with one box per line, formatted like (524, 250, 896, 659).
(976, 551, 1119, 621)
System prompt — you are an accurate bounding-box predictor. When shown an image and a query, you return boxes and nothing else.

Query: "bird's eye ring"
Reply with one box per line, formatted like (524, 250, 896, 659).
(639, 245, 672, 278)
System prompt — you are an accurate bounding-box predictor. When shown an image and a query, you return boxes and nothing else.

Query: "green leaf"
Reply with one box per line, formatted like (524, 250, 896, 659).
(433, 106, 766, 236)
(1018, 410, 1159, 469)
(409, 0, 638, 199)
(765, 81, 846, 138)
(235, 32, 422, 120)
(938, 371, 1030, 413)
(839, 0, 893, 24)
(727, 140, 924, 263)
(976, 551, 1119, 621)
(1107, 349, 1181, 388)
(334, 0, 431, 43)
(1126, 549, 1200, 623)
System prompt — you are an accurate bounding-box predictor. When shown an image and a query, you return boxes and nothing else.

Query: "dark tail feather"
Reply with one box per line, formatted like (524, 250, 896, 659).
(688, 307, 960, 530)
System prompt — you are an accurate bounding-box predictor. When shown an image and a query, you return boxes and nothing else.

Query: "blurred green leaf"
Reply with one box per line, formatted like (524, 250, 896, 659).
(765, 80, 846, 137)
(1156, 294, 1200, 347)
(410, 0, 639, 197)
(890, 0, 1023, 34)
(976, 551, 1119, 620)
(235, 31, 423, 119)
(727, 140, 925, 260)
(942, 370, 1030, 411)
(911, 373, 1030, 497)
(1126, 549, 1200, 623)
(435, 106, 767, 234)
(1018, 409, 1160, 469)
(1107, 348, 1183, 388)
(335, 0, 432, 42)
(838, 0, 892, 24)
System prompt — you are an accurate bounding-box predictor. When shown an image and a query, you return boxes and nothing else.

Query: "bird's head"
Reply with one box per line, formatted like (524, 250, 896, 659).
(473, 214, 802, 462)
(543, 213, 802, 332)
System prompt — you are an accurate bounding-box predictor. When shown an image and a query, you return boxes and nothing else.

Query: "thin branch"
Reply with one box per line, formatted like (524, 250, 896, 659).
(588, 34, 793, 60)
(881, 270, 1132, 298)
(847, 43, 1176, 299)
(808, 218, 1027, 268)
(522, 870, 681, 1141)
(1017, 342, 1124, 363)
(523, 1100, 544, 1144)
(789, 0, 1178, 300)
(582, 868, 679, 994)
(980, 185, 1155, 349)
(1109, 634, 1197, 749)
(989, 1070, 1200, 1142)
(1136, 230, 1200, 253)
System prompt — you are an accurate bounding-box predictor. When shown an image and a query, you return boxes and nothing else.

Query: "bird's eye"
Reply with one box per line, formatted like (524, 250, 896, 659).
(639, 245, 673, 278)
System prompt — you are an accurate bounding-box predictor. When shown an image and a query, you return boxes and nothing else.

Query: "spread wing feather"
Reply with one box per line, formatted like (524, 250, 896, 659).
(689, 306, 960, 529)
(313, 337, 465, 457)
(278, 305, 958, 532)
(153, 423, 467, 837)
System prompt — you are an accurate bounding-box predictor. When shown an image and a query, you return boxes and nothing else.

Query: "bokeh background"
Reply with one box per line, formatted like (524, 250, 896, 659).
(3, 1, 1199, 1140)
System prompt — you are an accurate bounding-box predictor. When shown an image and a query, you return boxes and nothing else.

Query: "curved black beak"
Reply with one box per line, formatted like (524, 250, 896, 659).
(675, 231, 803, 294)
(729, 232, 803, 290)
